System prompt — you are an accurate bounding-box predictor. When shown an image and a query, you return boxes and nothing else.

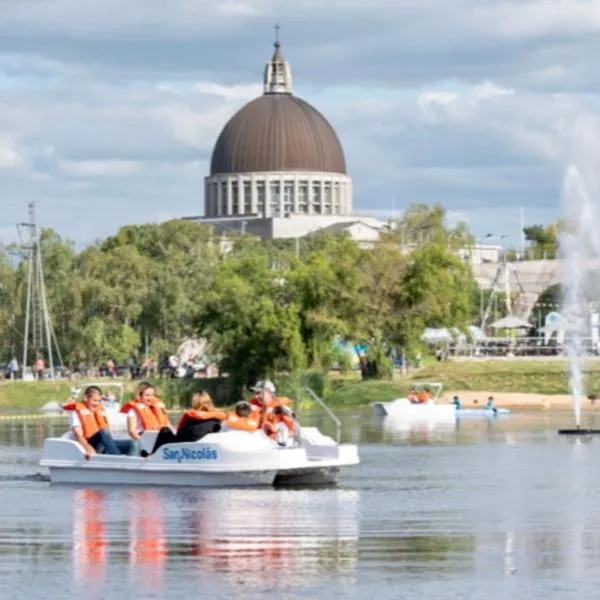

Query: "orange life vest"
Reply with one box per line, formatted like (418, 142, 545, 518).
(95, 406, 110, 429)
(225, 413, 259, 431)
(264, 412, 295, 438)
(150, 397, 172, 428)
(176, 409, 228, 433)
(120, 401, 160, 431)
(62, 401, 101, 439)
(417, 390, 429, 403)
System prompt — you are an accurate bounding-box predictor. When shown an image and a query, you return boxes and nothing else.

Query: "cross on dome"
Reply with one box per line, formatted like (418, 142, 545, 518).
(263, 24, 292, 94)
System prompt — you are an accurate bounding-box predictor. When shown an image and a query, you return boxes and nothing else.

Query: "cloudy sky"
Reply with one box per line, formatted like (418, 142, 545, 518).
(1, 0, 599, 248)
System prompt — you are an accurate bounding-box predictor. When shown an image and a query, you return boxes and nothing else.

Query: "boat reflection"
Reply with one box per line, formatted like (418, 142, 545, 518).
(180, 489, 359, 586)
(71, 487, 359, 589)
(380, 416, 458, 443)
(73, 489, 107, 588)
(128, 490, 167, 591)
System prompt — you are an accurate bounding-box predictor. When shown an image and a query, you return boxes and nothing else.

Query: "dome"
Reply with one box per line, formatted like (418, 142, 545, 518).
(210, 94, 347, 176)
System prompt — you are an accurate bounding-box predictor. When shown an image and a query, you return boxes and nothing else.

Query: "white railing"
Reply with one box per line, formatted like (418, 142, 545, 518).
(297, 386, 341, 443)
(447, 336, 600, 358)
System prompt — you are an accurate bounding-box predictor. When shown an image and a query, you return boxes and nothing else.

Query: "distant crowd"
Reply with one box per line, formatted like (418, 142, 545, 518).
(0, 353, 216, 382)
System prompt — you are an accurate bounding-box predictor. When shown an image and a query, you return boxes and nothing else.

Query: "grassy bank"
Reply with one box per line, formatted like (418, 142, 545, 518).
(292, 360, 600, 407)
(0, 359, 597, 413)
(0, 377, 230, 413)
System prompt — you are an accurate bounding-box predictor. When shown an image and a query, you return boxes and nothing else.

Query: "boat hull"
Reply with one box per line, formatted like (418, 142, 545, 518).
(456, 408, 511, 417)
(40, 429, 359, 488)
(372, 398, 456, 421)
(46, 465, 277, 487)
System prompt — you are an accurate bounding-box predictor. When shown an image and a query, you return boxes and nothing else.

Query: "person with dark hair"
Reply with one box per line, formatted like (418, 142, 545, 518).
(222, 401, 260, 431)
(62, 385, 123, 458)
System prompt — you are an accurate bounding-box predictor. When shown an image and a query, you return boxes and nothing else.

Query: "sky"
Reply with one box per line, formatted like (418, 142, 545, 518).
(1, 0, 600, 248)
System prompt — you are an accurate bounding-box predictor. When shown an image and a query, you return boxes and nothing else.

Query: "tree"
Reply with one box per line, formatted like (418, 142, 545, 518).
(523, 220, 569, 259)
(195, 247, 306, 398)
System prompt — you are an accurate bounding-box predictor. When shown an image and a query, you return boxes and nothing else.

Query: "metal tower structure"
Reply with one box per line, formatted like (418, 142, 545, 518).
(17, 201, 62, 378)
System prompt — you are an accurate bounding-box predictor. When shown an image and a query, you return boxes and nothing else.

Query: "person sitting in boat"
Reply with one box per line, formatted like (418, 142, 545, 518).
(407, 389, 418, 403)
(451, 395, 462, 409)
(249, 380, 294, 435)
(222, 401, 260, 431)
(176, 391, 228, 443)
(486, 396, 496, 411)
(417, 389, 430, 404)
(140, 391, 228, 456)
(120, 382, 174, 454)
(63, 385, 126, 458)
(269, 404, 297, 446)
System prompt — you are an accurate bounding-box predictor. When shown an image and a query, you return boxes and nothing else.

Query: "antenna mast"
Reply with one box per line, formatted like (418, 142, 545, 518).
(17, 202, 62, 379)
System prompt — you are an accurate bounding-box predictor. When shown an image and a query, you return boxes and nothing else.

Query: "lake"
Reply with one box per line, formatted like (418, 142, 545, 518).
(1, 411, 600, 599)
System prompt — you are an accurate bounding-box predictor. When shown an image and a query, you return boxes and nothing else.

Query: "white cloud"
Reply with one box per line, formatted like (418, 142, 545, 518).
(0, 136, 22, 168)
(0, 0, 598, 246)
(59, 160, 144, 177)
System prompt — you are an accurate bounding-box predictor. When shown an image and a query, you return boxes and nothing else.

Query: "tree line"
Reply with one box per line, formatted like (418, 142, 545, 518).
(0, 204, 479, 391)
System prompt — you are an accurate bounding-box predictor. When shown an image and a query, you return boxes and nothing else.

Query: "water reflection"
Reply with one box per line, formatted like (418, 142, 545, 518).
(128, 490, 167, 591)
(70, 487, 360, 590)
(73, 489, 107, 586)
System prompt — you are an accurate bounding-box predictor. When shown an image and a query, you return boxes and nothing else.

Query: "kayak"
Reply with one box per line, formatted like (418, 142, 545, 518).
(456, 408, 511, 417)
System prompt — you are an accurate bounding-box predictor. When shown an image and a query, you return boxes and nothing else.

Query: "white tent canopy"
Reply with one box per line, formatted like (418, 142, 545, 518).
(489, 316, 531, 329)
(422, 325, 486, 344)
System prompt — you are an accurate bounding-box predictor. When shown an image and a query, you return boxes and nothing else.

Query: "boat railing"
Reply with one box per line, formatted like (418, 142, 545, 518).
(297, 386, 341, 443)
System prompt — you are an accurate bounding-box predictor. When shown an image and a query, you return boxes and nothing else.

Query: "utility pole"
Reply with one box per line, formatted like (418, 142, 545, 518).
(17, 201, 62, 379)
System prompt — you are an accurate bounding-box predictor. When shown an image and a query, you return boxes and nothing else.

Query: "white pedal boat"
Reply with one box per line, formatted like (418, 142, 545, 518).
(371, 382, 455, 421)
(40, 426, 359, 487)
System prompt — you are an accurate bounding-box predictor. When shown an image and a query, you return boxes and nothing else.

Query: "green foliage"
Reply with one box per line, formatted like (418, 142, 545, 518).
(522, 221, 569, 259)
(0, 204, 479, 385)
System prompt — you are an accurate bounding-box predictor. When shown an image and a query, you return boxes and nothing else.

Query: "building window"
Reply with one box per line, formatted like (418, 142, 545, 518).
(220, 182, 227, 215)
(284, 180, 294, 215)
(257, 182, 266, 216)
(299, 183, 309, 213)
(270, 181, 281, 216)
(324, 182, 332, 214)
(312, 182, 321, 214)
(332, 183, 339, 215)
(231, 182, 239, 214)
(243, 181, 252, 214)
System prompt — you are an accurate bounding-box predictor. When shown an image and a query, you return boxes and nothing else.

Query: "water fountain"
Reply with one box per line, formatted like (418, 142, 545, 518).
(558, 166, 600, 435)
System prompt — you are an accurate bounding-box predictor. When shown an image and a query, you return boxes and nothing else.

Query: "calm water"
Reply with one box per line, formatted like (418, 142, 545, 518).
(2, 411, 600, 599)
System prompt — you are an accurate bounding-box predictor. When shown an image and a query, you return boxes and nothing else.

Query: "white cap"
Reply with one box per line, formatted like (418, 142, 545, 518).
(251, 380, 276, 394)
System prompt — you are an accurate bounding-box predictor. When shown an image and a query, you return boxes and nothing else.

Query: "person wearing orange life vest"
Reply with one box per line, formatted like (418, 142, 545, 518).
(145, 382, 173, 429)
(269, 405, 297, 447)
(120, 382, 174, 455)
(249, 380, 295, 439)
(142, 391, 228, 456)
(176, 391, 228, 443)
(417, 389, 430, 404)
(222, 402, 260, 432)
(63, 385, 123, 458)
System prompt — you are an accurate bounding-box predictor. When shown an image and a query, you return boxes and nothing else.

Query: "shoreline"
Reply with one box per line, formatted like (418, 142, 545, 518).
(446, 390, 596, 410)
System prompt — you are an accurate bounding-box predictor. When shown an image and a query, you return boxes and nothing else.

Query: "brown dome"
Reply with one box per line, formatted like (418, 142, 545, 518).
(210, 94, 347, 175)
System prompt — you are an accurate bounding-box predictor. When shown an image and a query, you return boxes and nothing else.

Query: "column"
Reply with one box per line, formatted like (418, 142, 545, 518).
(320, 180, 325, 214)
(226, 178, 233, 215)
(215, 178, 222, 217)
(265, 175, 271, 217)
(293, 176, 299, 213)
(251, 175, 257, 215)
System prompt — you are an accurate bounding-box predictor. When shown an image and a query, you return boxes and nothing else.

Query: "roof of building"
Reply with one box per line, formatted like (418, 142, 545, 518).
(303, 220, 386, 236)
(209, 41, 347, 176)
